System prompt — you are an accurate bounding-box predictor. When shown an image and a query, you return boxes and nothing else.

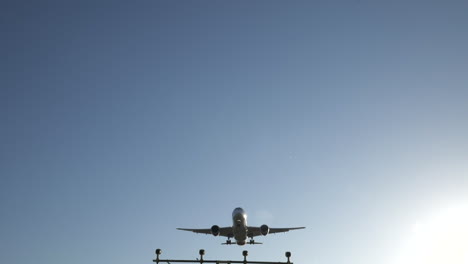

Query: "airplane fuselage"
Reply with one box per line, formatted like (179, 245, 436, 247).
(232, 207, 248, 245)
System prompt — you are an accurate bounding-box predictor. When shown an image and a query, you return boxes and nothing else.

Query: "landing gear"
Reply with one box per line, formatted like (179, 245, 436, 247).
(249, 239, 255, 245)
(226, 236, 233, 245)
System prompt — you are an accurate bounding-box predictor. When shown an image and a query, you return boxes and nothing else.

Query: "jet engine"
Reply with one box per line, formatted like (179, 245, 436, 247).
(260, 224, 269, 236)
(211, 225, 220, 236)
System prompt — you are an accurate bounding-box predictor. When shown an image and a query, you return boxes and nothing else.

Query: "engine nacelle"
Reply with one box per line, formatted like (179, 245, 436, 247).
(211, 225, 220, 236)
(260, 224, 269, 236)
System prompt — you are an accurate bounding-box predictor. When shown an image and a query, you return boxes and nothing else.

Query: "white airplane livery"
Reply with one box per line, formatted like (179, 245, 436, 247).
(177, 207, 305, 245)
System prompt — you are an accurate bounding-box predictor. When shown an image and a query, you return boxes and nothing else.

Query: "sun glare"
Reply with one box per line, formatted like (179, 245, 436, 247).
(396, 204, 468, 264)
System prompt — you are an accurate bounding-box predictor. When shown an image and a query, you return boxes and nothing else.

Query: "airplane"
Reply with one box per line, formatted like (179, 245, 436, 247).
(177, 207, 305, 245)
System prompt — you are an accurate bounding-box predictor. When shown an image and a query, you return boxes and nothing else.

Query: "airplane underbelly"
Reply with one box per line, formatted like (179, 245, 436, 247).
(234, 226, 247, 241)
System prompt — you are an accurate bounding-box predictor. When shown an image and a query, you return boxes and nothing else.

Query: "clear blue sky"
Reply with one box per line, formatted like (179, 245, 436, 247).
(1, 1, 468, 264)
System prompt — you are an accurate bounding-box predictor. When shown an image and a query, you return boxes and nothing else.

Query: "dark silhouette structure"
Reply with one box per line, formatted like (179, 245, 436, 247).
(153, 249, 293, 264)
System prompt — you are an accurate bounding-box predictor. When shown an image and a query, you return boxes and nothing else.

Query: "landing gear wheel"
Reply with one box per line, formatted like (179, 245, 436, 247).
(226, 239, 232, 245)
(249, 239, 255, 245)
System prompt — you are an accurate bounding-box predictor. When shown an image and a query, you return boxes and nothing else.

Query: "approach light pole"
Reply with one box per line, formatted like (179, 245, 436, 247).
(153, 249, 294, 264)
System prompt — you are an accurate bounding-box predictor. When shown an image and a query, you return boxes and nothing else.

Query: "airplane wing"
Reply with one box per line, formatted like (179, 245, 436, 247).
(247, 226, 305, 237)
(177, 227, 233, 237)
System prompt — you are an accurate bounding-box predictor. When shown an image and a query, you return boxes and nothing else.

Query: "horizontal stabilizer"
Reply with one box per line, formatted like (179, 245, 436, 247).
(221, 242, 263, 245)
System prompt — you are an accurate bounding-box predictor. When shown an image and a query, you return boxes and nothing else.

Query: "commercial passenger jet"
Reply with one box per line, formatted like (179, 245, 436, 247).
(177, 207, 305, 245)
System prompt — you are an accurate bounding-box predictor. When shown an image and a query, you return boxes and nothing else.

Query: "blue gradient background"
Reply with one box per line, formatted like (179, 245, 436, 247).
(1, 1, 468, 264)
